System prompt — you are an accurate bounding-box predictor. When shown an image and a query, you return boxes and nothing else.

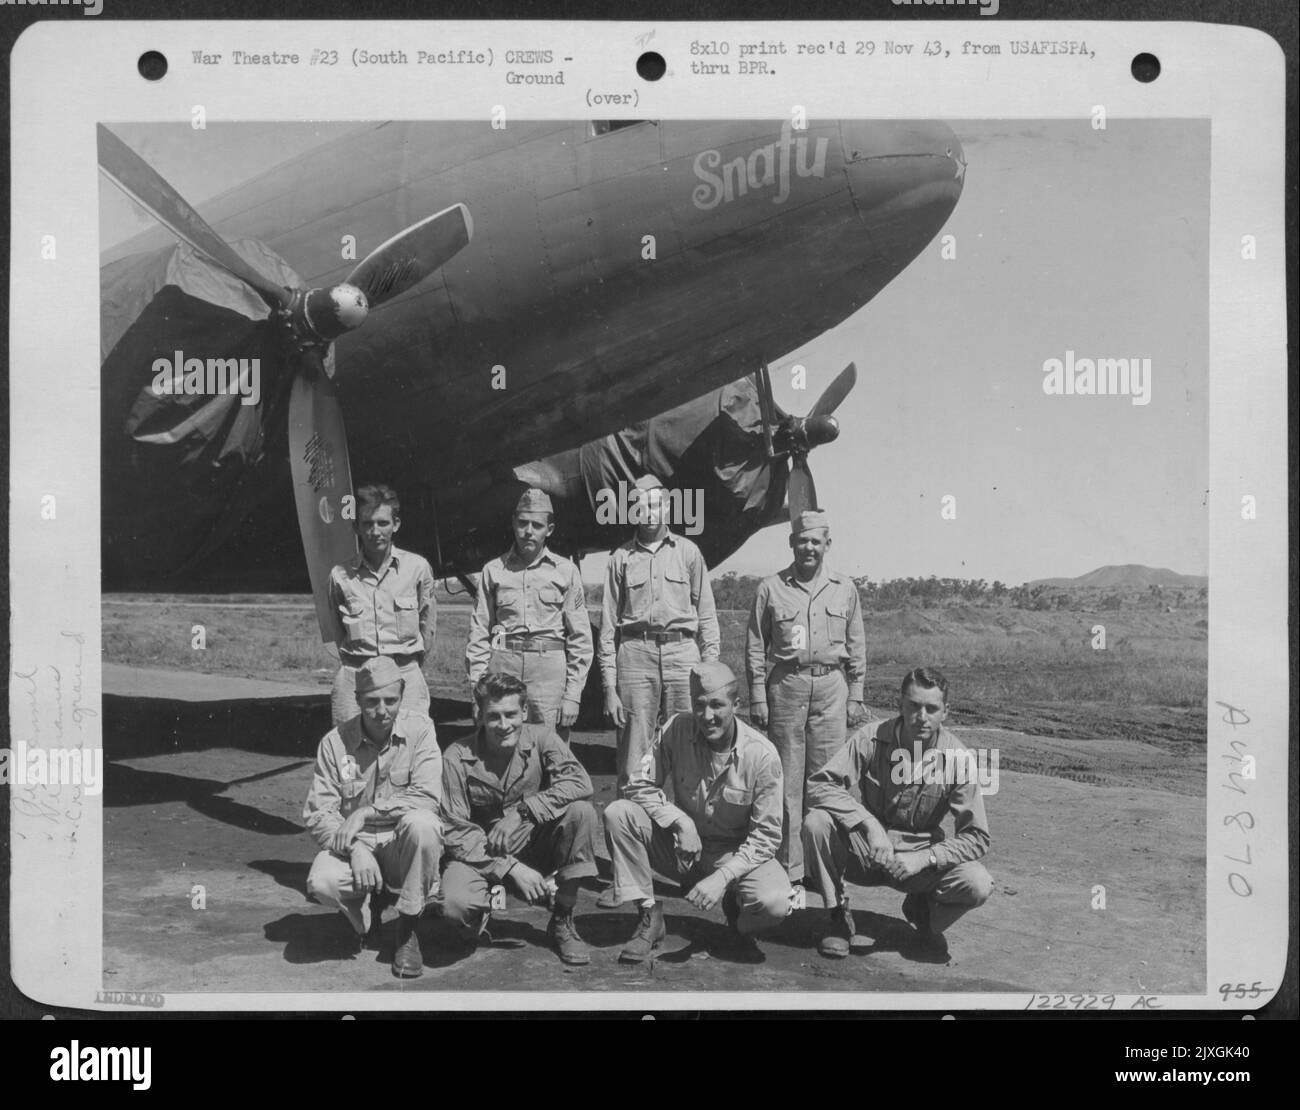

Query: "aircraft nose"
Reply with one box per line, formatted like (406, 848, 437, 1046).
(838, 120, 965, 231)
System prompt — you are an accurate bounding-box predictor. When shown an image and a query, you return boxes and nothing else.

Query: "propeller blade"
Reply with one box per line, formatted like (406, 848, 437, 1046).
(756, 363, 777, 459)
(288, 364, 358, 642)
(97, 125, 291, 311)
(806, 362, 858, 420)
(788, 457, 818, 521)
(345, 203, 473, 307)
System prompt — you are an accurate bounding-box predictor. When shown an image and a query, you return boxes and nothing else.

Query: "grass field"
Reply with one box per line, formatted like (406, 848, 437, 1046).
(103, 594, 1206, 747)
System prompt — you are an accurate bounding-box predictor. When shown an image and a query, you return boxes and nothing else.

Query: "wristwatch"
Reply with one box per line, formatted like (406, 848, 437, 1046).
(927, 850, 938, 869)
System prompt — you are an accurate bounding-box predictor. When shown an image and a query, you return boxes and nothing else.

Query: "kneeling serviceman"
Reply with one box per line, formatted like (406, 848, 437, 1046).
(303, 656, 444, 978)
(438, 672, 599, 965)
(604, 661, 791, 962)
(802, 667, 992, 960)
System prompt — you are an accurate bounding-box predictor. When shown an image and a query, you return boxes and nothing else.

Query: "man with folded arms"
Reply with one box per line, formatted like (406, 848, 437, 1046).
(303, 656, 444, 978)
(437, 672, 599, 965)
(604, 661, 792, 963)
(802, 667, 992, 960)
(465, 488, 592, 740)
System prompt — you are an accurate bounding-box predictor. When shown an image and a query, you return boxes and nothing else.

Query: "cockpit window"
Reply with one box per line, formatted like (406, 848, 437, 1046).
(590, 120, 651, 137)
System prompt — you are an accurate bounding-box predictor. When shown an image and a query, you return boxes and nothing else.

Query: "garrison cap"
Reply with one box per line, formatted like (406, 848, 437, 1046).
(633, 474, 665, 494)
(355, 656, 404, 695)
(792, 509, 831, 536)
(690, 661, 738, 697)
(514, 488, 553, 514)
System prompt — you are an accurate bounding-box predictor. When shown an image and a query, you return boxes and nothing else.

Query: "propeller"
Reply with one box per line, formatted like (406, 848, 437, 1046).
(755, 361, 858, 521)
(98, 125, 473, 640)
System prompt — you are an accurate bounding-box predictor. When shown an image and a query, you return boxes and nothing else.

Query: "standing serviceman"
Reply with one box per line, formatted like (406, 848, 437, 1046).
(465, 488, 592, 740)
(746, 509, 868, 887)
(599, 474, 721, 788)
(327, 483, 436, 727)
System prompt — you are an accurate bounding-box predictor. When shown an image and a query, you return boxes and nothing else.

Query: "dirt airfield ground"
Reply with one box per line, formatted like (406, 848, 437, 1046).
(102, 693, 1205, 1003)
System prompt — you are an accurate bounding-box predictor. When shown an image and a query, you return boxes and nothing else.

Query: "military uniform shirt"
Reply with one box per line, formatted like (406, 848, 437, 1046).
(327, 546, 436, 657)
(623, 713, 782, 883)
(440, 724, 594, 881)
(746, 564, 866, 703)
(805, 717, 990, 867)
(598, 531, 721, 689)
(302, 711, 442, 851)
(465, 548, 593, 704)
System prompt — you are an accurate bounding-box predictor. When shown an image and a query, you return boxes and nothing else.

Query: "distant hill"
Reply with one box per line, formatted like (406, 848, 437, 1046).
(1029, 564, 1207, 590)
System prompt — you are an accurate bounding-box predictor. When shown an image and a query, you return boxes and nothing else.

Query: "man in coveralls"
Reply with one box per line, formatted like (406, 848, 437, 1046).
(436, 672, 600, 966)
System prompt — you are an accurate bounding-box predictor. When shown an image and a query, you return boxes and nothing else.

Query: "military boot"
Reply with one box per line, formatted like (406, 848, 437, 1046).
(818, 903, 854, 959)
(391, 913, 424, 978)
(618, 901, 666, 964)
(547, 908, 591, 966)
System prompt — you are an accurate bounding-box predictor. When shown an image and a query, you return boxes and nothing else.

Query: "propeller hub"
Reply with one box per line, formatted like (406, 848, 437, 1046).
(300, 283, 370, 343)
(803, 414, 840, 449)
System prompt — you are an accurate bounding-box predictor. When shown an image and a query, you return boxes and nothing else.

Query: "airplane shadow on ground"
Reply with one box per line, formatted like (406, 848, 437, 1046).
(105, 694, 472, 760)
(105, 692, 617, 772)
(104, 761, 307, 836)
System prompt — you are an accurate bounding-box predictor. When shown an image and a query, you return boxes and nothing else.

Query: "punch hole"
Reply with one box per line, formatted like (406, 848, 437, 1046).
(637, 51, 666, 81)
(138, 51, 168, 81)
(1130, 53, 1160, 83)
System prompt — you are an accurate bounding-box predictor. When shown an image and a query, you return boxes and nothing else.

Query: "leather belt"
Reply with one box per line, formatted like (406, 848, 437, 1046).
(776, 662, 843, 677)
(621, 629, 689, 644)
(501, 636, 564, 653)
(340, 651, 421, 667)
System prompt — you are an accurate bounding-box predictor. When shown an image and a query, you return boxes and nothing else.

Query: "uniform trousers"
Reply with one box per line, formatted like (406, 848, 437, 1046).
(766, 664, 848, 881)
(487, 646, 570, 738)
(603, 799, 792, 935)
(801, 809, 993, 934)
(437, 801, 599, 937)
(306, 810, 443, 919)
(614, 638, 700, 787)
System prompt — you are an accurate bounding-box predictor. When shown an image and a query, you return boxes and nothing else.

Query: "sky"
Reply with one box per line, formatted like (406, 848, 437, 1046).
(101, 119, 1208, 586)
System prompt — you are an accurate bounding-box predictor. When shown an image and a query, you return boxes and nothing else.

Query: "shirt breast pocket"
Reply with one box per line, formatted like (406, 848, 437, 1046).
(824, 605, 848, 645)
(663, 568, 693, 617)
(393, 594, 421, 642)
(536, 583, 565, 616)
(624, 566, 651, 618)
(494, 585, 523, 623)
(339, 598, 367, 643)
(773, 606, 803, 652)
(714, 786, 753, 833)
(914, 784, 950, 828)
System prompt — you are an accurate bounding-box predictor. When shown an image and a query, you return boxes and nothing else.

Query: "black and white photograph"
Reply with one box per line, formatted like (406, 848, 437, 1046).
(5, 18, 1289, 1016)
